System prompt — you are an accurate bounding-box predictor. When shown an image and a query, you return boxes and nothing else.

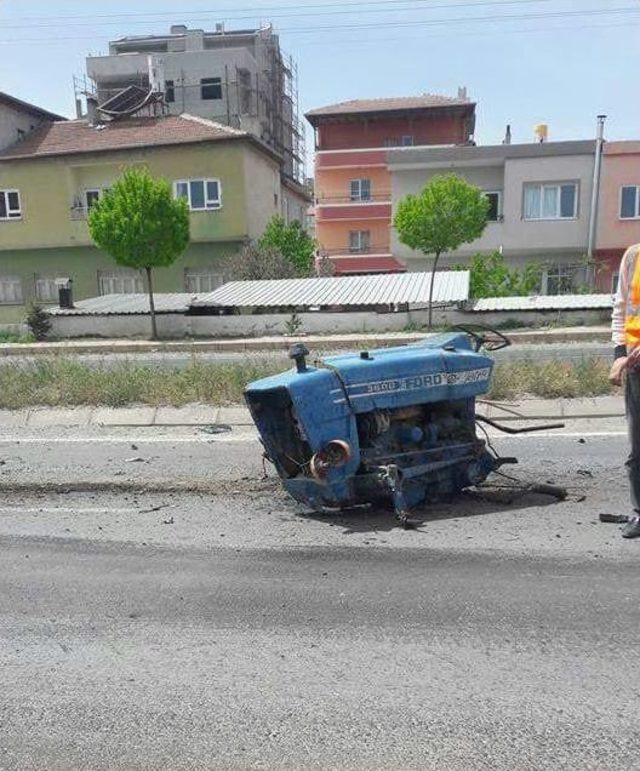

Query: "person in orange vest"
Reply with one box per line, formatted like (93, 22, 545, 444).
(610, 243, 640, 537)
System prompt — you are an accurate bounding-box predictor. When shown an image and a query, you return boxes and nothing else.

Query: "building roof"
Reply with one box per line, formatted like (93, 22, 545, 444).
(0, 113, 259, 162)
(605, 141, 640, 156)
(0, 91, 66, 122)
(471, 294, 612, 313)
(192, 271, 469, 309)
(305, 94, 474, 125)
(330, 256, 406, 275)
(387, 139, 597, 168)
(112, 27, 263, 44)
(49, 293, 197, 316)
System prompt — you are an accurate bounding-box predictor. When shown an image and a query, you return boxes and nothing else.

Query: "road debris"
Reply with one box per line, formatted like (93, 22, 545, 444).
(200, 424, 232, 435)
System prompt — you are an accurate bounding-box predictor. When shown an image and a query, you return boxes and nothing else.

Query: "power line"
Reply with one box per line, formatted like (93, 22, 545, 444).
(0, 0, 554, 24)
(292, 19, 638, 49)
(0, 4, 635, 44)
(0, 0, 555, 30)
(276, 6, 640, 33)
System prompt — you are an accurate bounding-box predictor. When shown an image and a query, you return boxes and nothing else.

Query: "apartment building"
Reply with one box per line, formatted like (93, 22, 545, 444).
(388, 140, 597, 294)
(0, 92, 65, 152)
(595, 142, 640, 293)
(306, 92, 476, 274)
(0, 113, 308, 322)
(83, 24, 305, 185)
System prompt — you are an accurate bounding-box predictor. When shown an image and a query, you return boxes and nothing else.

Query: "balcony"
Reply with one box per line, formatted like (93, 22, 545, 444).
(315, 193, 391, 205)
(322, 245, 391, 256)
(315, 201, 392, 223)
(70, 205, 87, 221)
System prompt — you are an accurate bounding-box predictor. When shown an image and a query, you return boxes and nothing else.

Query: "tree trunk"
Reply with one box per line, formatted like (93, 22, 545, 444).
(145, 267, 158, 340)
(427, 252, 441, 331)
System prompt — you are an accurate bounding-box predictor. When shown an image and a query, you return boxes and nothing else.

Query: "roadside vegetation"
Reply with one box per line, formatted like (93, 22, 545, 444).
(488, 357, 612, 400)
(0, 331, 36, 345)
(0, 355, 616, 410)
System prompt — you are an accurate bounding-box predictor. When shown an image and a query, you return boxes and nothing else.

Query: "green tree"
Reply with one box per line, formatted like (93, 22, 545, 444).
(461, 251, 543, 298)
(258, 215, 315, 276)
(26, 303, 51, 341)
(394, 174, 489, 328)
(88, 168, 189, 339)
(225, 240, 298, 281)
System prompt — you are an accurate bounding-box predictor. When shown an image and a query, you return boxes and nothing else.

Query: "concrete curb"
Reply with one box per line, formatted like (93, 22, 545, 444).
(0, 396, 625, 429)
(0, 326, 611, 357)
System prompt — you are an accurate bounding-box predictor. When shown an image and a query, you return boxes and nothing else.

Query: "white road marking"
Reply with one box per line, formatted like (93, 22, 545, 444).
(0, 507, 136, 515)
(0, 429, 628, 444)
(0, 434, 256, 444)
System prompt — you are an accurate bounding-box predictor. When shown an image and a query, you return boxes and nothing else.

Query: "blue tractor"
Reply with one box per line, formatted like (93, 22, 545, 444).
(244, 327, 560, 525)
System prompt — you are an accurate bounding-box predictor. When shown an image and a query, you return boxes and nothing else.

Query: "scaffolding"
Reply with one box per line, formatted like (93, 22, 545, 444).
(74, 27, 306, 184)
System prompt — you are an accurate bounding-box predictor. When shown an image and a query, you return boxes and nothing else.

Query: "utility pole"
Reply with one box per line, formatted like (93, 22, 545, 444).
(587, 114, 607, 261)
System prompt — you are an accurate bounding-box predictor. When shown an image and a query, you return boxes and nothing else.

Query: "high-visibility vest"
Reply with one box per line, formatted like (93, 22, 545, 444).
(626, 245, 640, 346)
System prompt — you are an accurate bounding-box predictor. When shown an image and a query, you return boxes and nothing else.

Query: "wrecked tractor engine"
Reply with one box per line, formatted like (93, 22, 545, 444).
(244, 329, 516, 521)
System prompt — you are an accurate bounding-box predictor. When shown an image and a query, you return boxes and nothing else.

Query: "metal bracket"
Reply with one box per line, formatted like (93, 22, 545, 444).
(377, 464, 415, 528)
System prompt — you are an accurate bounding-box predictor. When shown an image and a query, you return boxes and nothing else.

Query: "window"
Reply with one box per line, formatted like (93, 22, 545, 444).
(349, 230, 370, 254)
(612, 271, 620, 295)
(98, 270, 144, 295)
(174, 179, 221, 211)
(34, 276, 59, 303)
(0, 276, 23, 304)
(543, 263, 589, 295)
(523, 183, 577, 220)
(0, 190, 21, 220)
(383, 136, 413, 148)
(349, 178, 371, 202)
(165, 79, 175, 104)
(620, 186, 640, 219)
(185, 269, 224, 294)
(485, 191, 502, 222)
(85, 189, 101, 211)
(201, 77, 222, 100)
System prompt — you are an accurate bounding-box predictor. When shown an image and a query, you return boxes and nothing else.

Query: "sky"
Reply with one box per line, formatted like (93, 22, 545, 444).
(0, 0, 639, 155)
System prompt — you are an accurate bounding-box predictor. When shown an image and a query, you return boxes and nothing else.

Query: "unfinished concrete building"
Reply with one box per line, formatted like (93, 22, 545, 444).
(82, 24, 305, 184)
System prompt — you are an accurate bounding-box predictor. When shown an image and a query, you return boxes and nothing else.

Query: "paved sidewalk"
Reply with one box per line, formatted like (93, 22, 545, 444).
(0, 325, 612, 357)
(0, 394, 624, 428)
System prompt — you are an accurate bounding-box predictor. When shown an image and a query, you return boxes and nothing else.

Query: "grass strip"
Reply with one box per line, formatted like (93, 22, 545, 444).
(0, 356, 615, 410)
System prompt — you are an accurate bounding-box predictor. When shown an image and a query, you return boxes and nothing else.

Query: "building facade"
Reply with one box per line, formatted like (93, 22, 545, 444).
(0, 92, 65, 152)
(0, 114, 307, 322)
(595, 141, 640, 293)
(306, 93, 476, 275)
(84, 25, 305, 183)
(388, 140, 598, 294)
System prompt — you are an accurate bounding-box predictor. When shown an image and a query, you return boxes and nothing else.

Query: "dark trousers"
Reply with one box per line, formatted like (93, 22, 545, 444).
(626, 370, 640, 511)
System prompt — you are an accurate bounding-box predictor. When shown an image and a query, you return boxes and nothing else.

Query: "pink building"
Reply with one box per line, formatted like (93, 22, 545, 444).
(596, 142, 640, 293)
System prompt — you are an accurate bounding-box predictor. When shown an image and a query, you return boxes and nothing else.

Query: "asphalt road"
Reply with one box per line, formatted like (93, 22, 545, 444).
(1, 423, 639, 770)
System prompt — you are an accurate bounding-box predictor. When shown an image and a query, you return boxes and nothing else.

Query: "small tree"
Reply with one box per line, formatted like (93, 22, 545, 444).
(88, 168, 189, 339)
(225, 240, 298, 281)
(461, 251, 543, 298)
(315, 252, 336, 277)
(258, 215, 315, 276)
(394, 174, 489, 328)
(26, 303, 52, 341)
